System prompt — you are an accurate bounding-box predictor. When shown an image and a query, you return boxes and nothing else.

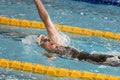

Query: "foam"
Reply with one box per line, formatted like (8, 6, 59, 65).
(91, 51, 120, 55)
(49, 31, 71, 46)
(105, 56, 120, 66)
(21, 35, 36, 45)
(98, 65, 107, 68)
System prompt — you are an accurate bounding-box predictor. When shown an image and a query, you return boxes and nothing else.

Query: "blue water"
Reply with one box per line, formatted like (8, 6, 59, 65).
(74, 0, 120, 6)
(0, 0, 120, 80)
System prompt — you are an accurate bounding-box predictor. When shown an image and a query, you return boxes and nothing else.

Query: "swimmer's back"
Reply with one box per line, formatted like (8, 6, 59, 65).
(57, 46, 120, 66)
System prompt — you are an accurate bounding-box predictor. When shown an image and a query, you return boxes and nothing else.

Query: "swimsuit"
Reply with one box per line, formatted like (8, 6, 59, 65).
(56, 46, 120, 66)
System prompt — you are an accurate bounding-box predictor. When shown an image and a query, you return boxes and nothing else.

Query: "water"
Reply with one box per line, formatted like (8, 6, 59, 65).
(0, 0, 120, 79)
(74, 0, 120, 6)
(0, 0, 120, 32)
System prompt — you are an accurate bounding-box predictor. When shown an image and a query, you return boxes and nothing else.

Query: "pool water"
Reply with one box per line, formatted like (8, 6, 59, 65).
(0, 0, 120, 80)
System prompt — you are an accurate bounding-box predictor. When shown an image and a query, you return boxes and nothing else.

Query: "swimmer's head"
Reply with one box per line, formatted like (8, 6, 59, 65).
(35, 34, 59, 52)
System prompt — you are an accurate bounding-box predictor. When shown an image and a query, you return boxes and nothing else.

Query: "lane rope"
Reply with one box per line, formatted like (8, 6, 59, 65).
(0, 16, 120, 40)
(0, 58, 120, 80)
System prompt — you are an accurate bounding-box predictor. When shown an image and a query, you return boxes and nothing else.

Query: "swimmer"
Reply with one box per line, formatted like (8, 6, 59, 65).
(34, 0, 120, 66)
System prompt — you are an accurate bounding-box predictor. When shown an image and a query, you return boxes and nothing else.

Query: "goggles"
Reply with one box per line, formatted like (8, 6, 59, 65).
(43, 38, 50, 42)
(36, 34, 50, 45)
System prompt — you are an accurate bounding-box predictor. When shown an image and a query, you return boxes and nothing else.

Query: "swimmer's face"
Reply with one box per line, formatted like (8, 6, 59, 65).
(35, 35, 57, 52)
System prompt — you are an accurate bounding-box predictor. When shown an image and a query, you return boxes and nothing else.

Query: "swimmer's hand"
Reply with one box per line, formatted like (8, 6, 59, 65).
(42, 52, 56, 61)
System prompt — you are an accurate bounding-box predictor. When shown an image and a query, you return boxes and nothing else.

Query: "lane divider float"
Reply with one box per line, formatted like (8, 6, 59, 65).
(0, 16, 120, 40)
(0, 58, 120, 80)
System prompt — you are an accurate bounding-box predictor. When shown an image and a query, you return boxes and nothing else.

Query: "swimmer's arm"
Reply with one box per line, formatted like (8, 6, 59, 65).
(41, 52, 57, 60)
(34, 0, 58, 36)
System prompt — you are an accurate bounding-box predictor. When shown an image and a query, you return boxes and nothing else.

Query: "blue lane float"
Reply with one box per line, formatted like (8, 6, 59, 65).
(74, 0, 120, 6)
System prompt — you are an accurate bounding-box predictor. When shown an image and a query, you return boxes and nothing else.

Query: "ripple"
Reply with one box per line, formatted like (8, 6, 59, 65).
(98, 65, 107, 68)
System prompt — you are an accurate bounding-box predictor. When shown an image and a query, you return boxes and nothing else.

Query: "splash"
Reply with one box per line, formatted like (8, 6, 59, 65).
(49, 31, 71, 46)
(91, 51, 120, 56)
(21, 35, 36, 45)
